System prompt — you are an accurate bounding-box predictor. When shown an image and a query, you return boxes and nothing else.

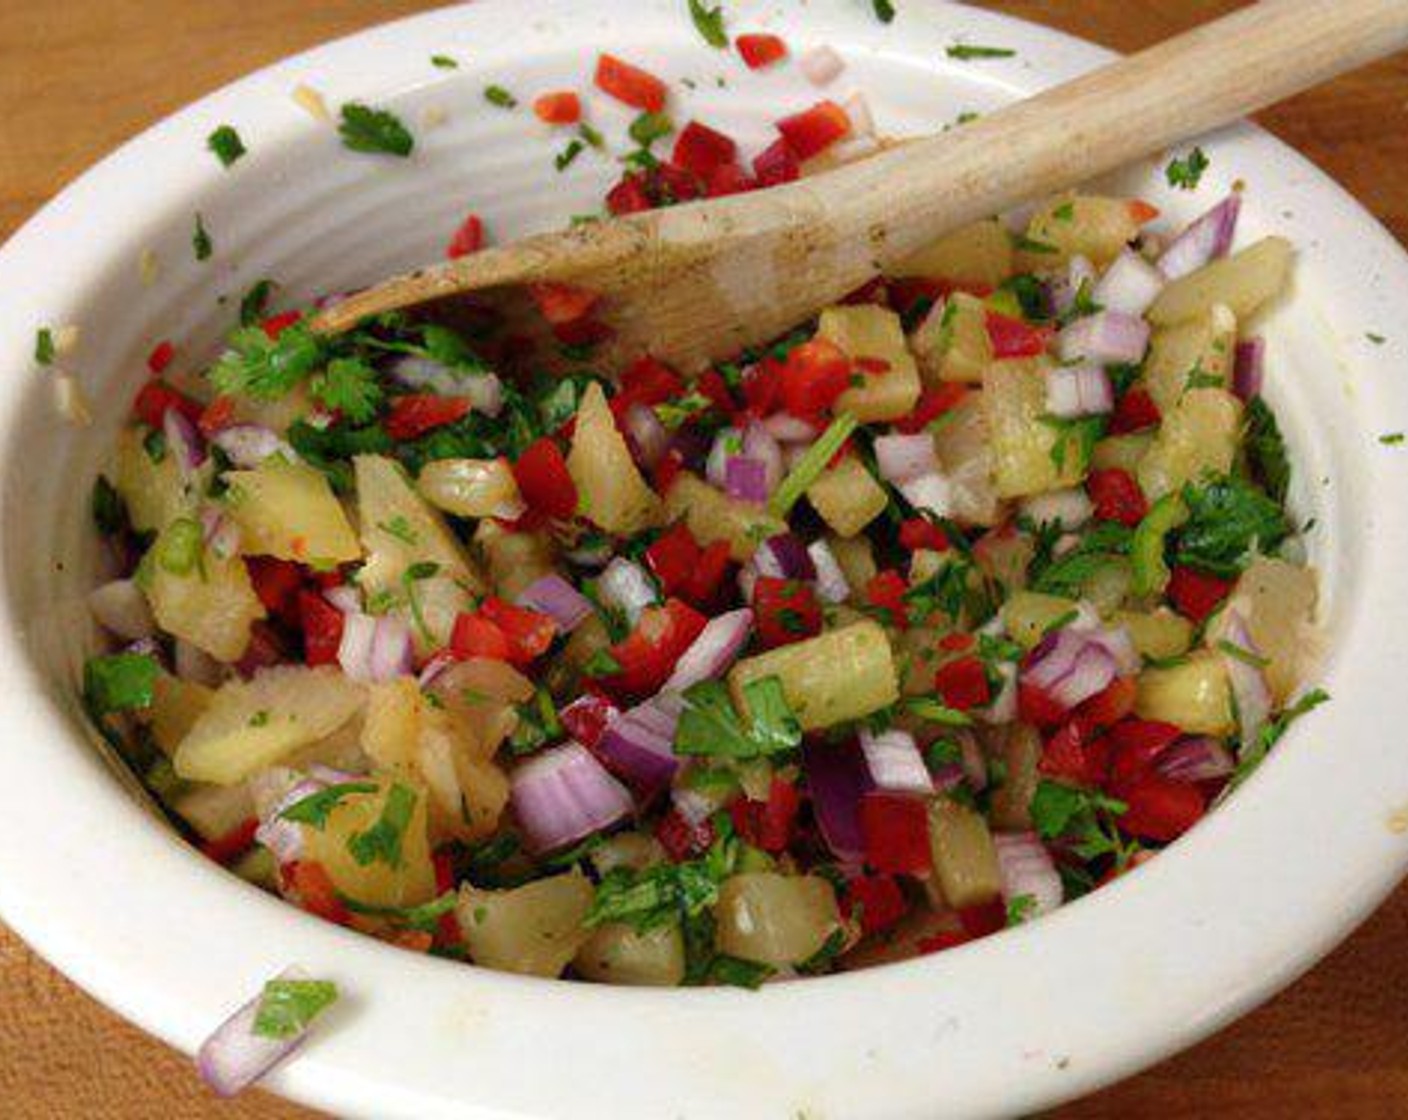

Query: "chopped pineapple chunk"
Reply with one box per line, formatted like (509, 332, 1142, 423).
(1143, 304, 1237, 414)
(224, 459, 361, 564)
(806, 455, 889, 537)
(910, 292, 990, 385)
(983, 358, 1087, 498)
(1148, 237, 1293, 325)
(567, 382, 662, 534)
(818, 305, 921, 422)
(1137, 388, 1242, 500)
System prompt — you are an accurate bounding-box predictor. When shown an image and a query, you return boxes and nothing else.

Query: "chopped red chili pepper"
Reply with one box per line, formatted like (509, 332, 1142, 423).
(598, 598, 708, 698)
(672, 120, 738, 179)
(753, 577, 823, 648)
(934, 656, 991, 711)
(704, 163, 757, 197)
(283, 860, 351, 925)
(984, 311, 1049, 359)
(299, 588, 345, 667)
(527, 281, 600, 326)
(858, 792, 933, 874)
(132, 380, 202, 428)
(729, 778, 800, 853)
(146, 340, 176, 375)
(779, 337, 852, 420)
(1127, 199, 1161, 225)
(449, 612, 513, 663)
(842, 874, 909, 935)
(1118, 774, 1206, 841)
(1110, 387, 1161, 434)
(1106, 719, 1183, 792)
(532, 90, 582, 125)
(895, 383, 969, 434)
(898, 518, 950, 553)
(864, 569, 910, 629)
(655, 807, 715, 862)
(197, 394, 236, 437)
(561, 693, 618, 750)
(446, 212, 484, 260)
(1076, 675, 1139, 727)
(1167, 565, 1234, 623)
(385, 394, 471, 440)
(479, 597, 558, 666)
(199, 817, 259, 866)
(751, 137, 800, 187)
(1087, 468, 1149, 526)
(735, 32, 788, 69)
(595, 53, 668, 112)
(261, 310, 302, 340)
(606, 172, 654, 215)
(246, 556, 304, 623)
(775, 100, 851, 161)
(512, 437, 579, 520)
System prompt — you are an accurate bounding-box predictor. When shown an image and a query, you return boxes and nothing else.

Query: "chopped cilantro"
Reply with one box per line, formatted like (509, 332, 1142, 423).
(238, 279, 276, 327)
(628, 111, 674, 148)
(946, 43, 1016, 60)
(402, 561, 441, 645)
(484, 85, 517, 109)
(308, 357, 383, 424)
(1175, 476, 1289, 577)
(769, 411, 859, 516)
(206, 125, 246, 168)
(193, 213, 213, 261)
(1052, 202, 1075, 222)
(1245, 397, 1291, 503)
(555, 139, 585, 172)
(279, 782, 380, 829)
(587, 823, 739, 932)
(83, 653, 158, 716)
(506, 686, 563, 756)
(91, 476, 125, 536)
(1367, 332, 1386, 345)
(1166, 146, 1209, 190)
(1030, 780, 1132, 863)
(339, 890, 458, 931)
(582, 648, 623, 677)
(252, 978, 338, 1040)
(904, 696, 974, 727)
(1379, 432, 1404, 446)
(708, 956, 774, 989)
(376, 515, 418, 545)
(431, 54, 459, 69)
(1005, 893, 1037, 926)
(999, 274, 1048, 321)
(338, 102, 415, 157)
(675, 676, 802, 761)
(688, 0, 728, 47)
(578, 123, 606, 149)
(347, 782, 418, 869)
(654, 391, 713, 430)
(1031, 521, 1133, 598)
(872, 0, 897, 22)
(34, 327, 55, 366)
(1039, 413, 1106, 472)
(904, 556, 974, 624)
(1012, 232, 1058, 255)
(209, 320, 326, 401)
(1217, 638, 1270, 669)
(1234, 688, 1329, 782)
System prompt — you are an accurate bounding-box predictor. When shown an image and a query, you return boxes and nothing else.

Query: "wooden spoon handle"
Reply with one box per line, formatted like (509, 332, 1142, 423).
(819, 0, 1408, 264)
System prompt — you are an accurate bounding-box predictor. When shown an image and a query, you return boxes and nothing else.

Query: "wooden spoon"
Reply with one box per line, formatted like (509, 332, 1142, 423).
(315, 0, 1408, 371)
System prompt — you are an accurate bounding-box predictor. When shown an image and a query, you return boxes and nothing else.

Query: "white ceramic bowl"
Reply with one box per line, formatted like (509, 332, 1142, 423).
(2, 2, 1407, 1116)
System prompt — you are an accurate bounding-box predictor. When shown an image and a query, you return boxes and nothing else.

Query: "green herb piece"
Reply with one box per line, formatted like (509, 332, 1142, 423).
(1176, 476, 1289, 577)
(769, 411, 859, 516)
(402, 561, 441, 646)
(484, 85, 517, 109)
(1245, 397, 1290, 502)
(209, 320, 326, 401)
(1031, 521, 1133, 598)
(338, 102, 415, 157)
(1235, 688, 1329, 783)
(1130, 493, 1189, 597)
(339, 890, 458, 931)
(83, 653, 158, 716)
(143, 429, 168, 464)
(796, 927, 847, 975)
(688, 0, 728, 47)
(872, 0, 897, 22)
(1012, 232, 1058, 255)
(91, 476, 125, 535)
(904, 696, 974, 727)
(280, 782, 380, 829)
(1367, 332, 1386, 345)
(1005, 893, 1037, 926)
(1379, 432, 1404, 446)
(308, 357, 383, 424)
(376, 515, 418, 545)
(555, 139, 585, 172)
(654, 391, 713, 430)
(347, 782, 418, 868)
(1058, 278, 1103, 327)
(675, 676, 802, 761)
(904, 554, 975, 624)
(1030, 780, 1131, 863)
(1039, 413, 1106, 472)
(507, 686, 563, 755)
(252, 978, 339, 1040)
(34, 328, 55, 366)
(157, 517, 204, 575)
(578, 122, 606, 149)
(207, 125, 247, 168)
(708, 956, 774, 989)
(1166, 146, 1209, 191)
(238, 279, 276, 326)
(193, 213, 213, 261)
(628, 111, 674, 148)
(946, 43, 1016, 60)
(1051, 202, 1075, 222)
(587, 824, 739, 932)
(249, 710, 271, 728)
(1183, 361, 1224, 391)
(431, 54, 459, 69)
(998, 274, 1048, 321)
(1217, 638, 1270, 669)
(582, 649, 622, 677)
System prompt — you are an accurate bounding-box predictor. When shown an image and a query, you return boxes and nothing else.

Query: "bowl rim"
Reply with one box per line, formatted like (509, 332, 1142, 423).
(2, 2, 1407, 1117)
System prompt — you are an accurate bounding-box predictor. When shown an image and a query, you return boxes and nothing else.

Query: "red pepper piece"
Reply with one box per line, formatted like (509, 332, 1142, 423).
(199, 817, 258, 866)
(672, 120, 738, 179)
(895, 382, 970, 434)
(1087, 468, 1149, 527)
(776, 100, 851, 161)
(261, 310, 302, 340)
(864, 569, 910, 629)
(644, 521, 700, 596)
(1106, 719, 1183, 792)
(729, 778, 800, 853)
(695, 368, 738, 417)
(1040, 718, 1111, 788)
(449, 612, 512, 663)
(560, 693, 618, 750)
(146, 340, 176, 375)
(1127, 199, 1161, 225)
(753, 576, 824, 648)
(246, 556, 304, 624)
(741, 356, 784, 417)
(653, 448, 686, 493)
(385, 394, 471, 440)
(1110, 387, 1161, 434)
(299, 588, 345, 667)
(736, 32, 788, 69)
(957, 898, 1007, 938)
(512, 437, 579, 519)
(938, 632, 975, 653)
(612, 356, 685, 423)
(858, 791, 933, 874)
(984, 310, 1049, 358)
(479, 597, 558, 666)
(527, 281, 601, 326)
(446, 212, 484, 259)
(595, 53, 668, 112)
(235, 621, 288, 678)
(1018, 680, 1069, 728)
(898, 518, 950, 553)
(600, 598, 708, 698)
(654, 161, 701, 204)
(283, 860, 351, 925)
(1167, 565, 1234, 623)
(842, 874, 909, 935)
(606, 172, 654, 215)
(687, 540, 733, 606)
(197, 394, 236, 437)
(704, 162, 757, 197)
(917, 929, 972, 954)
(431, 848, 464, 945)
(532, 90, 581, 125)
(1118, 774, 1206, 841)
(779, 337, 852, 420)
(1076, 675, 1138, 727)
(655, 808, 715, 862)
(934, 656, 991, 711)
(751, 137, 800, 187)
(133, 380, 202, 428)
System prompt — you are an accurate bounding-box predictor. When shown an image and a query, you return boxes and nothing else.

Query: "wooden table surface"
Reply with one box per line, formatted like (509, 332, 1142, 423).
(2, 1, 1407, 1116)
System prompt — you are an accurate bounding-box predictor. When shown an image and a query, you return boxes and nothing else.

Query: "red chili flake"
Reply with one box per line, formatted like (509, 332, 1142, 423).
(146, 340, 176, 375)
(1167, 565, 1234, 623)
(532, 90, 582, 125)
(1087, 468, 1149, 526)
(446, 212, 484, 260)
(934, 656, 991, 711)
(595, 53, 668, 112)
(671, 120, 738, 179)
(736, 32, 787, 70)
(1110, 387, 1161, 434)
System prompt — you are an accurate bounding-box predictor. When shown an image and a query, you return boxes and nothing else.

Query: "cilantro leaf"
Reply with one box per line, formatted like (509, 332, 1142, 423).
(338, 102, 415, 157)
(904, 555, 974, 624)
(339, 890, 458, 931)
(1166, 146, 1209, 191)
(347, 783, 418, 868)
(674, 676, 802, 761)
(238, 279, 276, 327)
(279, 782, 380, 829)
(34, 327, 55, 366)
(1030, 521, 1133, 597)
(1005, 893, 1037, 926)
(308, 357, 383, 424)
(554, 139, 585, 171)
(193, 213, 213, 261)
(430, 54, 459, 69)
(1030, 780, 1129, 863)
(688, 0, 728, 47)
(628, 111, 674, 148)
(91, 476, 126, 536)
(252, 978, 339, 1040)
(207, 125, 246, 168)
(1175, 476, 1289, 577)
(1245, 396, 1291, 504)
(586, 824, 739, 932)
(83, 653, 158, 716)
(210, 320, 326, 400)
(484, 85, 517, 109)
(872, 0, 897, 23)
(946, 43, 1016, 60)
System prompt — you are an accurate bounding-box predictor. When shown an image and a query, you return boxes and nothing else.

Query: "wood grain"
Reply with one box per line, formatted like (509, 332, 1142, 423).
(1, 2, 1405, 1116)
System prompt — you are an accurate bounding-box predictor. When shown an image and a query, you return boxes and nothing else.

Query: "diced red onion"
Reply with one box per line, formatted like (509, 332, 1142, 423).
(510, 741, 635, 852)
(724, 456, 770, 503)
(1087, 624, 1140, 675)
(213, 424, 294, 468)
(254, 778, 325, 864)
(416, 650, 456, 688)
(782, 442, 815, 470)
(597, 557, 658, 626)
(322, 585, 361, 614)
(802, 738, 874, 864)
(337, 613, 412, 683)
(843, 91, 874, 138)
(1219, 609, 1271, 749)
(515, 574, 594, 632)
(593, 693, 683, 796)
(1023, 627, 1120, 709)
(762, 413, 818, 442)
(1092, 249, 1166, 317)
(201, 508, 241, 561)
(859, 728, 933, 794)
(391, 356, 505, 417)
(754, 533, 816, 581)
(1046, 254, 1096, 318)
(807, 539, 850, 604)
(624, 403, 670, 471)
(665, 608, 754, 692)
(742, 423, 783, 491)
(1058, 311, 1149, 366)
(898, 473, 953, 518)
(462, 372, 504, 418)
(705, 428, 743, 489)
(994, 832, 1063, 919)
(874, 432, 938, 483)
(671, 786, 720, 829)
(196, 966, 328, 1099)
(176, 638, 225, 686)
(1234, 337, 1265, 401)
(1158, 194, 1241, 280)
(1156, 736, 1235, 783)
(163, 407, 206, 475)
(88, 578, 155, 641)
(799, 44, 845, 85)
(123, 636, 163, 662)
(1045, 363, 1114, 418)
(1020, 488, 1093, 530)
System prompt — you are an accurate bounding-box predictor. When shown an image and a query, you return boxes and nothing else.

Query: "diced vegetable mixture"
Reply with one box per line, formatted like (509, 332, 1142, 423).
(84, 145, 1322, 985)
